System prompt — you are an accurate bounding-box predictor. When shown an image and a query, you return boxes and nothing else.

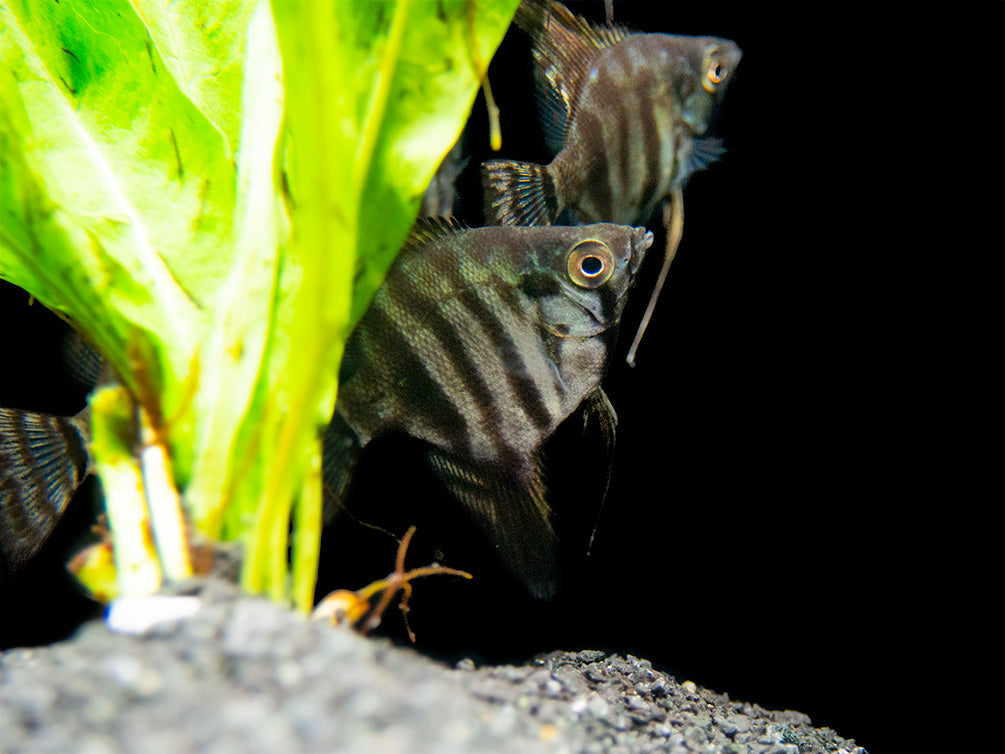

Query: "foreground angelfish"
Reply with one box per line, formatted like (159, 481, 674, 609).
(324, 219, 653, 598)
(483, 0, 741, 226)
(1, 221, 653, 598)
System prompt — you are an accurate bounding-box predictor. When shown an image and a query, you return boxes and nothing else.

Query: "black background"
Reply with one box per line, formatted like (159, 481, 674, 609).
(2, 3, 1003, 753)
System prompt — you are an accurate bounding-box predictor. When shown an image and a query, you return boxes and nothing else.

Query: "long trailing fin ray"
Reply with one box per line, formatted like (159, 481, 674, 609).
(580, 388, 617, 555)
(626, 190, 684, 366)
(426, 448, 558, 600)
(482, 160, 558, 226)
(0, 409, 89, 570)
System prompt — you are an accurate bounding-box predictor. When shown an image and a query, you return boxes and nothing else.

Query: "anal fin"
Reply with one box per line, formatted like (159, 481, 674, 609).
(427, 449, 558, 600)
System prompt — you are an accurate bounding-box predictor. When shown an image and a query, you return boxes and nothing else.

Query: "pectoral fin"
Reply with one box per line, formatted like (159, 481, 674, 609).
(427, 449, 558, 600)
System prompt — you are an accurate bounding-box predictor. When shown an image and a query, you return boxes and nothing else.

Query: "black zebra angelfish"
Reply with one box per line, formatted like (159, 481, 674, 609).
(0, 332, 100, 571)
(324, 219, 654, 599)
(0, 411, 90, 571)
(483, 0, 741, 226)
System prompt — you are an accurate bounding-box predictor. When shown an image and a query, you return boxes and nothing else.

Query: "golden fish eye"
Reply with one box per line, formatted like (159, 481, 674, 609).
(567, 239, 614, 289)
(705, 58, 726, 91)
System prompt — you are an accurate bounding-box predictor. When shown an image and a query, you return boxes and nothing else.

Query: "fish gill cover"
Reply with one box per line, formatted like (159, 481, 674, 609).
(0, 0, 519, 611)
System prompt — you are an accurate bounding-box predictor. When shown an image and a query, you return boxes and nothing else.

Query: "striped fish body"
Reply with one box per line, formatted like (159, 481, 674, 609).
(324, 220, 654, 598)
(483, 0, 741, 226)
(549, 34, 733, 225)
(0, 408, 90, 571)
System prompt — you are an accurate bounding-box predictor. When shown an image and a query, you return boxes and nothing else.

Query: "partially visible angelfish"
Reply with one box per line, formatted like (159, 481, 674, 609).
(0, 406, 93, 571)
(483, 0, 740, 226)
(483, 0, 741, 361)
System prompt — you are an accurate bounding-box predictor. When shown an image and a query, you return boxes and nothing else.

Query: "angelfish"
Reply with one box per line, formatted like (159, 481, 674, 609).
(324, 219, 653, 598)
(482, 0, 741, 227)
(0, 334, 100, 571)
(0, 409, 91, 571)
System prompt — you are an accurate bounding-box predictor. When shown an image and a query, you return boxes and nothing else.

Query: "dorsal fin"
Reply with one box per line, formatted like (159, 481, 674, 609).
(514, 0, 630, 51)
(403, 215, 469, 251)
(514, 0, 631, 151)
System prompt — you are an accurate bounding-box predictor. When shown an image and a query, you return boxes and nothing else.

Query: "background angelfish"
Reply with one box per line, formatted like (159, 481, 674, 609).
(323, 219, 653, 599)
(483, 0, 741, 226)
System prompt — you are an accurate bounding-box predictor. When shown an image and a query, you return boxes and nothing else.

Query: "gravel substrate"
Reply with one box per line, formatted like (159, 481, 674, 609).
(0, 578, 865, 754)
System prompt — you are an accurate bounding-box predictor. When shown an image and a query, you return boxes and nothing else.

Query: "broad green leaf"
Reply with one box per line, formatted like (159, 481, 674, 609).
(0, 0, 274, 592)
(129, 0, 257, 156)
(256, 0, 518, 606)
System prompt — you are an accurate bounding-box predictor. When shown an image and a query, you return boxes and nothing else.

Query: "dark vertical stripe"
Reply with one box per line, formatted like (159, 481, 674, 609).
(615, 106, 634, 207)
(577, 109, 613, 220)
(463, 285, 556, 435)
(636, 84, 664, 218)
(597, 283, 620, 328)
(420, 297, 513, 460)
(384, 251, 543, 463)
(363, 301, 472, 451)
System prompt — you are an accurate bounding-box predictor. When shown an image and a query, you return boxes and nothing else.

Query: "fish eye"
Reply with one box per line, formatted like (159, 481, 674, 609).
(704, 57, 726, 91)
(567, 240, 614, 288)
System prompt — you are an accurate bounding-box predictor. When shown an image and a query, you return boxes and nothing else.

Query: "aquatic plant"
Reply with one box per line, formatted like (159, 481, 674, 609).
(0, 0, 517, 611)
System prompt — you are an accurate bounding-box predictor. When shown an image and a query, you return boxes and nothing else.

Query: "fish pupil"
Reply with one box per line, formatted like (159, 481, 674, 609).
(580, 255, 604, 276)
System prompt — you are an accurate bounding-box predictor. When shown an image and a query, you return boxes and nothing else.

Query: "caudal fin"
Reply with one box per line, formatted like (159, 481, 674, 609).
(0, 408, 90, 571)
(482, 160, 560, 227)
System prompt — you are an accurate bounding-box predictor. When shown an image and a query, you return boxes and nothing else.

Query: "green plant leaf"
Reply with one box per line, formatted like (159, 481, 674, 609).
(129, 0, 258, 157)
(185, 0, 287, 540)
